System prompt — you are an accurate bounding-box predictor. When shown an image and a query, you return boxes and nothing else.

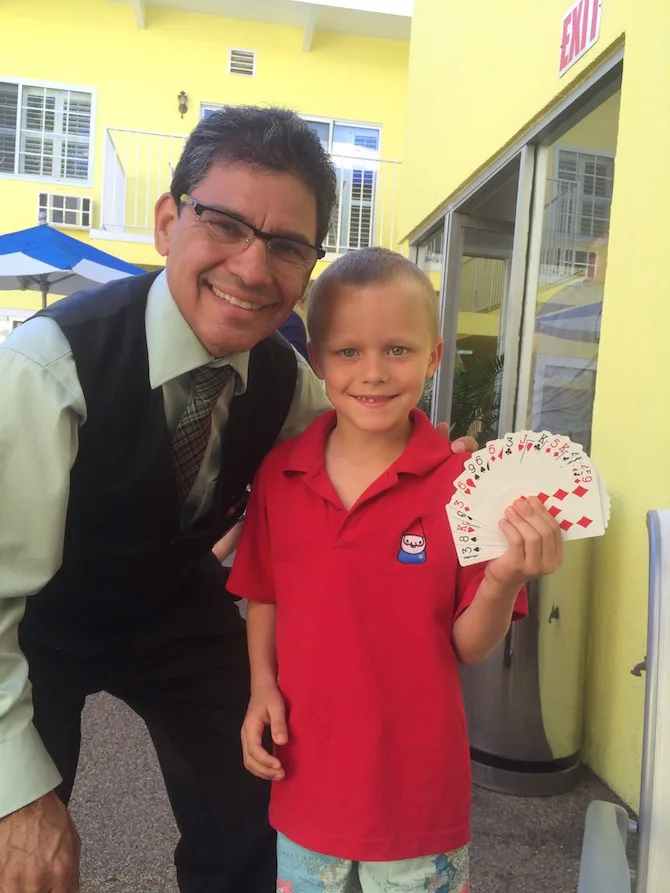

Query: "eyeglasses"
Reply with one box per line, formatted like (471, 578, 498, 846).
(180, 193, 325, 271)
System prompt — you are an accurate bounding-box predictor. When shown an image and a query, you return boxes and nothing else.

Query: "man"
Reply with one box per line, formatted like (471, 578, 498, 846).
(0, 107, 477, 893)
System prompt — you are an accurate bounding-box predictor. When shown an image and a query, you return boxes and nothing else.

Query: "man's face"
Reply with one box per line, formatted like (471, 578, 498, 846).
(155, 161, 318, 357)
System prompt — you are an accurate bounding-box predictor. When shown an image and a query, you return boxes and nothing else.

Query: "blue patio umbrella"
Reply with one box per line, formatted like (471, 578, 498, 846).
(0, 222, 144, 308)
(535, 281, 603, 344)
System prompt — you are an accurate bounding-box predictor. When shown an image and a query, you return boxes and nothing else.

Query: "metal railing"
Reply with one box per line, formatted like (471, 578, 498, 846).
(99, 128, 401, 251)
(324, 153, 401, 254)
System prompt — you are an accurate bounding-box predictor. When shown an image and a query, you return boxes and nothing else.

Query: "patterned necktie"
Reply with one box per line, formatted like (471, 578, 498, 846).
(172, 365, 235, 502)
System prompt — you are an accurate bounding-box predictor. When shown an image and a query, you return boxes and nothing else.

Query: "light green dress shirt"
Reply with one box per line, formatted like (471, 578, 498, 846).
(0, 271, 331, 818)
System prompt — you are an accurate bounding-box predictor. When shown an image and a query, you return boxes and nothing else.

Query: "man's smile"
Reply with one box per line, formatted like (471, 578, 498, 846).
(209, 283, 269, 312)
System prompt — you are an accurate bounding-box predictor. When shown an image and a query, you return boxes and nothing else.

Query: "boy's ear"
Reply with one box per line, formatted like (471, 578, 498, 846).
(307, 342, 324, 378)
(426, 337, 444, 378)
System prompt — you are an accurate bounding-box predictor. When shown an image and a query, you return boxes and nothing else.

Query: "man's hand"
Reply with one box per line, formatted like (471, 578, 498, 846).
(0, 791, 80, 893)
(435, 422, 478, 454)
(241, 682, 288, 782)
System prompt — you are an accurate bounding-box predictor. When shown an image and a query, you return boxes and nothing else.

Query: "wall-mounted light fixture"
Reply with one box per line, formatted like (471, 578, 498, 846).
(178, 91, 188, 118)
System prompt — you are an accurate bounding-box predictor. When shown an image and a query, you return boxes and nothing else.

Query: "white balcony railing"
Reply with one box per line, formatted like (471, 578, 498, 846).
(98, 127, 401, 253)
(99, 128, 187, 240)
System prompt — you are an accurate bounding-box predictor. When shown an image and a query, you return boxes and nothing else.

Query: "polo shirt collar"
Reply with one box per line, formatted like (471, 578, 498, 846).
(283, 407, 453, 478)
(145, 270, 249, 393)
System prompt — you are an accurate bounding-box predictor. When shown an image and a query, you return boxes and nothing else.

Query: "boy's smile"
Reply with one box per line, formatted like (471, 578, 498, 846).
(353, 394, 398, 407)
(310, 279, 443, 438)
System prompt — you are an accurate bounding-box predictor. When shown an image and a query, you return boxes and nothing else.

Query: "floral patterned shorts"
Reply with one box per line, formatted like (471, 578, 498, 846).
(277, 833, 470, 892)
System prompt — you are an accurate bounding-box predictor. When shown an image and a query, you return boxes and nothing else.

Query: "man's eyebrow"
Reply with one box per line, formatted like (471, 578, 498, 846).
(200, 200, 316, 246)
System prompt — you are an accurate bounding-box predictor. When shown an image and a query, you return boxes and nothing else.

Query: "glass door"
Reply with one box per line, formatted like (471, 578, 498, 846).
(433, 148, 535, 443)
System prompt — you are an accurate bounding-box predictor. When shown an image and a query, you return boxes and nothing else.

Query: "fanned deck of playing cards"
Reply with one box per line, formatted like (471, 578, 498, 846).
(446, 430, 611, 566)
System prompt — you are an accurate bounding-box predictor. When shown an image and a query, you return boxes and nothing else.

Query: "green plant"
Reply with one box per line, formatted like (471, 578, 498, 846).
(449, 354, 505, 443)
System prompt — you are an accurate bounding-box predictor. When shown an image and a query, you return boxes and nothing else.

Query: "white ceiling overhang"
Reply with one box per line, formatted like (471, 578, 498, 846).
(106, 0, 412, 43)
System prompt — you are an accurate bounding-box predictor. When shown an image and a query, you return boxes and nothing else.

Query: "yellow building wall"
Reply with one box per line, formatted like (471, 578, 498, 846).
(405, 0, 670, 808)
(0, 0, 408, 310)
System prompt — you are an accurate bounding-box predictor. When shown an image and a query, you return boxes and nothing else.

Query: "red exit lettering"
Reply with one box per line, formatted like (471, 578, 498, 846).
(559, 0, 603, 76)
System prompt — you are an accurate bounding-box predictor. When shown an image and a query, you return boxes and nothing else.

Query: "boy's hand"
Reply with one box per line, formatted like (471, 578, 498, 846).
(485, 496, 563, 591)
(241, 682, 288, 781)
(435, 422, 478, 453)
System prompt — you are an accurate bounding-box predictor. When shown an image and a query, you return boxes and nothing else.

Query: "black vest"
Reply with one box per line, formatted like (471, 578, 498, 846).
(19, 272, 297, 650)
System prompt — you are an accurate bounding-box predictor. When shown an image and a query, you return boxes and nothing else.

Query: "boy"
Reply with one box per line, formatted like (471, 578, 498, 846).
(227, 248, 563, 892)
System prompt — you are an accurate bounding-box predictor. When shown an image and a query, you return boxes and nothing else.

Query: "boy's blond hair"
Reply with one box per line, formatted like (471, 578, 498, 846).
(307, 247, 439, 348)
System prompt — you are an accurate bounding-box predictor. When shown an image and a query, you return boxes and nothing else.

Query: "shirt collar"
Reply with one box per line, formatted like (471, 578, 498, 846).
(145, 269, 250, 392)
(282, 407, 454, 477)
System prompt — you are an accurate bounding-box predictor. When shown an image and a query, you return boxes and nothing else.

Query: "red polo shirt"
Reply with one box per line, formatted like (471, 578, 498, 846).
(228, 409, 527, 861)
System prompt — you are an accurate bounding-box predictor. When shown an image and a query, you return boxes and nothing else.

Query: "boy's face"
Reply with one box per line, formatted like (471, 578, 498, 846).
(309, 279, 443, 436)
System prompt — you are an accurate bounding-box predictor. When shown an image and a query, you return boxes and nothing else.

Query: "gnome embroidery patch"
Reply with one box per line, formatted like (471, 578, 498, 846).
(397, 518, 427, 564)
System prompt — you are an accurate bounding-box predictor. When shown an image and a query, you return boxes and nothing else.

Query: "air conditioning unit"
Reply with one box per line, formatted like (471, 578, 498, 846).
(37, 192, 92, 229)
(228, 48, 256, 77)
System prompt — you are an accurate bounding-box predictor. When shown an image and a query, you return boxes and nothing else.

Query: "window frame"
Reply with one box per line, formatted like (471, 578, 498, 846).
(0, 77, 96, 187)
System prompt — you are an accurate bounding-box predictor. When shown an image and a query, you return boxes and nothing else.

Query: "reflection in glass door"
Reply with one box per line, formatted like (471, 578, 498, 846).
(518, 90, 621, 451)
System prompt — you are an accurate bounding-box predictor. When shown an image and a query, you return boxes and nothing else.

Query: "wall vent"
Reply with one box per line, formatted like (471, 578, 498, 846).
(228, 48, 256, 77)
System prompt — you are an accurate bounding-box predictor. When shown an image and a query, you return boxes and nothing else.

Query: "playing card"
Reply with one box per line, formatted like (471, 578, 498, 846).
(447, 430, 610, 566)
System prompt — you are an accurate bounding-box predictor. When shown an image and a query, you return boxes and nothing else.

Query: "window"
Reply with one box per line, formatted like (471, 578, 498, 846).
(0, 314, 28, 344)
(305, 120, 331, 149)
(201, 104, 224, 119)
(556, 149, 614, 239)
(303, 117, 381, 253)
(0, 81, 92, 182)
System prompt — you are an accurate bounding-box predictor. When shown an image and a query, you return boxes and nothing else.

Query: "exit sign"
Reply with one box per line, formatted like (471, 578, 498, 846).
(559, 0, 603, 77)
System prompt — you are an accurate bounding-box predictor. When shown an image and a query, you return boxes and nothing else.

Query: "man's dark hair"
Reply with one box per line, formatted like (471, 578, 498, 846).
(307, 247, 440, 347)
(170, 106, 337, 246)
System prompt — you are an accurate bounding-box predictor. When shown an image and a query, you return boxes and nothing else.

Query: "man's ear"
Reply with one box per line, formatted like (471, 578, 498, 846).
(307, 342, 324, 378)
(154, 193, 179, 257)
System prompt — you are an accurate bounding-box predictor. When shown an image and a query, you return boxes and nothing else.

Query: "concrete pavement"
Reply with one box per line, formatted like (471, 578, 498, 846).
(69, 692, 636, 892)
